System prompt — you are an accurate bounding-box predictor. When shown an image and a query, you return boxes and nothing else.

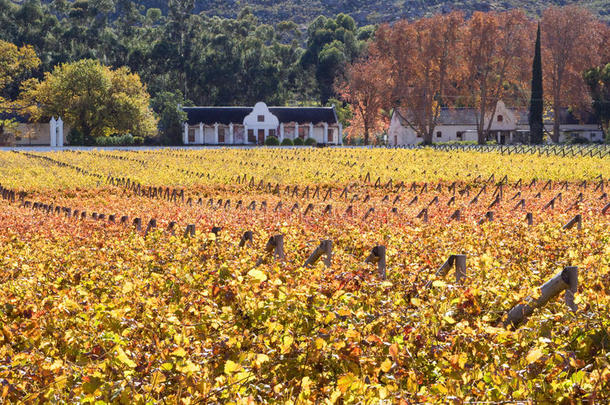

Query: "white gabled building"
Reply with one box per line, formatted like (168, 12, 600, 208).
(388, 101, 604, 145)
(182, 101, 343, 145)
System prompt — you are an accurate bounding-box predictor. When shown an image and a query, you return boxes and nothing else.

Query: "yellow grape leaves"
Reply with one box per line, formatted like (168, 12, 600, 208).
(526, 347, 545, 364)
(115, 347, 136, 368)
(380, 358, 393, 373)
(0, 148, 608, 403)
(247, 269, 267, 283)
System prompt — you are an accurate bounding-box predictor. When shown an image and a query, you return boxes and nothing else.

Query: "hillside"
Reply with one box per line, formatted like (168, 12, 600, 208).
(130, 0, 609, 25)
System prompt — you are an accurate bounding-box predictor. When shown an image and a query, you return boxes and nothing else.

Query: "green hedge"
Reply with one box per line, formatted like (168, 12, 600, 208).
(264, 136, 280, 145)
(94, 134, 135, 146)
(304, 137, 317, 146)
(280, 138, 294, 146)
(293, 137, 304, 146)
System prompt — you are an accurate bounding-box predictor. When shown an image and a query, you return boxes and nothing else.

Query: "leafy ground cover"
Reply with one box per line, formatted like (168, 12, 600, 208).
(0, 148, 609, 403)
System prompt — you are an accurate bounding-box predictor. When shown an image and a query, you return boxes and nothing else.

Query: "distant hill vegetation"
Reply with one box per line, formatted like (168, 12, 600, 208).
(106, 0, 610, 24)
(21, 0, 609, 24)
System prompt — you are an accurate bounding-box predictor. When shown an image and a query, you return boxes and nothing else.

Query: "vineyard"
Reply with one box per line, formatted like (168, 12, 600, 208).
(0, 148, 609, 403)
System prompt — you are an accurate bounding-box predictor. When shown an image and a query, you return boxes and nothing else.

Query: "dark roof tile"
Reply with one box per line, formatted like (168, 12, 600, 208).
(183, 106, 337, 125)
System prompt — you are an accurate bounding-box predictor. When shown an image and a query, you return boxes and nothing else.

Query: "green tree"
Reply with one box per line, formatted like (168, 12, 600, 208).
(584, 63, 610, 140)
(529, 23, 544, 144)
(301, 14, 363, 104)
(151, 90, 186, 145)
(0, 39, 40, 143)
(23, 59, 157, 143)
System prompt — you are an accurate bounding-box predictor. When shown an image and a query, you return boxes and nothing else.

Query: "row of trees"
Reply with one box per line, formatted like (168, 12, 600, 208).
(340, 6, 610, 145)
(0, 41, 158, 145)
(0, 0, 373, 144)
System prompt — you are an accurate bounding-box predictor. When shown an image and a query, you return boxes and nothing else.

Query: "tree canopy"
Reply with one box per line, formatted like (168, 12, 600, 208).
(22, 59, 157, 141)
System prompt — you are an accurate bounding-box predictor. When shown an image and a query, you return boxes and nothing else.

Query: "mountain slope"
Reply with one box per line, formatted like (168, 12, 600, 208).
(137, 0, 609, 25)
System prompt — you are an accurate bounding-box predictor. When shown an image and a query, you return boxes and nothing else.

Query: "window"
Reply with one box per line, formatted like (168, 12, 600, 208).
(248, 129, 256, 143)
(436, 131, 442, 138)
(456, 131, 464, 140)
(188, 128, 196, 143)
(218, 127, 225, 143)
(298, 126, 308, 139)
(257, 115, 264, 122)
(269, 129, 276, 138)
(497, 115, 503, 122)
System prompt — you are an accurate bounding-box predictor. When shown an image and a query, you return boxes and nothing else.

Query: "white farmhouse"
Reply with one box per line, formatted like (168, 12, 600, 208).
(182, 101, 343, 145)
(388, 101, 604, 145)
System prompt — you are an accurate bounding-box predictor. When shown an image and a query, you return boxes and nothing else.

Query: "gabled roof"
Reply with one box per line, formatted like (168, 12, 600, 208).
(183, 106, 337, 125)
(396, 106, 600, 127)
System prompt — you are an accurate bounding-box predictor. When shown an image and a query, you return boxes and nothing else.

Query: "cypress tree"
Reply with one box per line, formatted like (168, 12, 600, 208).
(529, 23, 544, 144)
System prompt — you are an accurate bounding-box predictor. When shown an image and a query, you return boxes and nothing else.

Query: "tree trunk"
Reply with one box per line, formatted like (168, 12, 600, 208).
(363, 125, 370, 146)
(552, 104, 560, 143)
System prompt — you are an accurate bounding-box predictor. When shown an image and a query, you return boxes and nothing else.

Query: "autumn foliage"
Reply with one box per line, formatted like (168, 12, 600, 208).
(340, 6, 608, 144)
(0, 148, 609, 402)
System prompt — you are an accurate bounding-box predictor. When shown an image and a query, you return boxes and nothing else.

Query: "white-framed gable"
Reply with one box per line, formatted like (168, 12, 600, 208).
(487, 101, 518, 131)
(243, 102, 279, 129)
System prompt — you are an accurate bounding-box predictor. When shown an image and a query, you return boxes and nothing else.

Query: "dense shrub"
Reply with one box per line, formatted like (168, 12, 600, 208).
(264, 136, 280, 145)
(304, 137, 317, 146)
(280, 138, 294, 146)
(94, 134, 135, 146)
(293, 137, 304, 145)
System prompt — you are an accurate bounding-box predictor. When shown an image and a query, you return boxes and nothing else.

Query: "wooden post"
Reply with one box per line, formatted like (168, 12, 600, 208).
(562, 214, 582, 231)
(478, 211, 494, 225)
(263, 234, 285, 261)
(364, 245, 387, 280)
(428, 254, 467, 285)
(211, 226, 222, 236)
(602, 202, 610, 215)
(416, 208, 428, 223)
(526, 212, 533, 226)
(133, 217, 142, 231)
(145, 219, 157, 235)
(239, 231, 253, 248)
(505, 266, 578, 328)
(304, 203, 314, 215)
(108, 214, 115, 223)
(513, 199, 525, 210)
(304, 240, 332, 267)
(184, 224, 195, 238)
(120, 215, 129, 225)
(454, 254, 467, 283)
(167, 221, 176, 235)
(363, 207, 375, 221)
(450, 209, 461, 221)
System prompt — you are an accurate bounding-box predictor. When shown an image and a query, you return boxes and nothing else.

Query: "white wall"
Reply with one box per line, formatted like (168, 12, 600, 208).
(389, 117, 478, 145)
(243, 102, 279, 130)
